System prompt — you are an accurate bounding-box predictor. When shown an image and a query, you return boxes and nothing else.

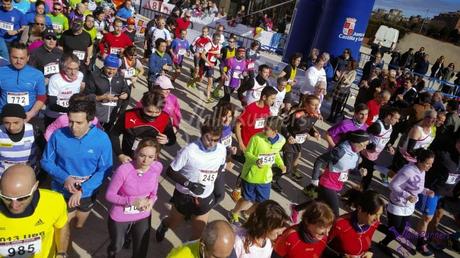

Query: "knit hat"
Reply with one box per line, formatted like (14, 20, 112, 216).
(104, 54, 121, 68)
(347, 130, 369, 144)
(1, 104, 26, 119)
(155, 75, 174, 89)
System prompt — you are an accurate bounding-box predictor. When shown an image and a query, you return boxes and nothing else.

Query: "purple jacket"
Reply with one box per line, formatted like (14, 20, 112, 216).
(389, 163, 428, 208)
(327, 118, 368, 144)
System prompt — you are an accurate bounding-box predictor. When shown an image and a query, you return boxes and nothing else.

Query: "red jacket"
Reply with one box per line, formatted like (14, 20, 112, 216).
(273, 226, 327, 258)
(328, 212, 379, 256)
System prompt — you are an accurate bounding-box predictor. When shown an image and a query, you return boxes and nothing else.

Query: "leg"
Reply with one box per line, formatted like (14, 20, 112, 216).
(74, 210, 91, 228)
(163, 205, 185, 230)
(359, 156, 375, 190)
(428, 208, 445, 232)
(317, 186, 339, 216)
(380, 213, 408, 246)
(107, 217, 131, 257)
(131, 216, 151, 258)
(206, 76, 213, 100)
(190, 212, 209, 241)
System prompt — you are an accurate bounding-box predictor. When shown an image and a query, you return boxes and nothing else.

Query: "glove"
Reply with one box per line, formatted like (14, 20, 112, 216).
(186, 181, 205, 195)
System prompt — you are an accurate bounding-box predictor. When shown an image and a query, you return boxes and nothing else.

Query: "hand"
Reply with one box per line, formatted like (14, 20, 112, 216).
(313, 131, 321, 141)
(280, 165, 286, 174)
(359, 168, 368, 177)
(396, 94, 403, 101)
(230, 146, 237, 155)
(256, 159, 263, 168)
(361, 251, 373, 258)
(407, 195, 417, 203)
(288, 136, 296, 144)
(388, 146, 395, 155)
(187, 181, 205, 195)
(68, 191, 82, 208)
(140, 198, 154, 211)
(6, 30, 17, 36)
(156, 133, 169, 145)
(107, 94, 119, 101)
(118, 92, 128, 100)
(118, 154, 132, 164)
(130, 77, 137, 86)
(64, 176, 85, 194)
(25, 110, 37, 123)
(426, 189, 435, 197)
(225, 161, 234, 170)
(85, 58, 90, 66)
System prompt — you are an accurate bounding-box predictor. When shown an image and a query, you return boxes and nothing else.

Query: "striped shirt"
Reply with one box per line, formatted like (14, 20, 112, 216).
(0, 123, 37, 176)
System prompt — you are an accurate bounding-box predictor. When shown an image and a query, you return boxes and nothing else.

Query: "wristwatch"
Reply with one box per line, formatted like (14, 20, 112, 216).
(183, 180, 190, 187)
(56, 252, 67, 258)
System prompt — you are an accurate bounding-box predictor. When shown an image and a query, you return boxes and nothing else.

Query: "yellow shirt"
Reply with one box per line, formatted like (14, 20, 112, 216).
(167, 240, 200, 258)
(0, 189, 67, 258)
(286, 66, 297, 93)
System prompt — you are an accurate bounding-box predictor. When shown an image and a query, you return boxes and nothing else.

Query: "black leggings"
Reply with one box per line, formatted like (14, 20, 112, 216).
(380, 212, 411, 246)
(359, 155, 375, 191)
(107, 216, 151, 258)
(283, 151, 298, 177)
(317, 185, 340, 216)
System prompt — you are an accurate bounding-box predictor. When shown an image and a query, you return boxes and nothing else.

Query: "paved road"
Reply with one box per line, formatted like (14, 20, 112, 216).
(67, 52, 458, 258)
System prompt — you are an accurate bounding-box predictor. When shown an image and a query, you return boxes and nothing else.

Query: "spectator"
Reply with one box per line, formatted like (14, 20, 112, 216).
(399, 48, 414, 69)
(328, 60, 357, 122)
(115, 0, 134, 22)
(301, 53, 328, 95)
(414, 54, 430, 75)
(175, 9, 192, 38)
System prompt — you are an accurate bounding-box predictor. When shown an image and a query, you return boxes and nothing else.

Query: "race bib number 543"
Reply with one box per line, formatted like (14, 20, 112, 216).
(0, 236, 41, 257)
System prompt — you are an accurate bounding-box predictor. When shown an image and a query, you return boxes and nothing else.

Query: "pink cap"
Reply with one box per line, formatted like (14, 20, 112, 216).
(155, 75, 174, 89)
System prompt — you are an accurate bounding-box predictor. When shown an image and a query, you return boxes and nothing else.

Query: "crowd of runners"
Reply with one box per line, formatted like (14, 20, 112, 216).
(0, 0, 460, 258)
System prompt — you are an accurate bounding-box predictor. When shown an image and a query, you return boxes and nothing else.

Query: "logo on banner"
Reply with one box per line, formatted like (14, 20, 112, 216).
(342, 17, 356, 36)
(338, 17, 364, 42)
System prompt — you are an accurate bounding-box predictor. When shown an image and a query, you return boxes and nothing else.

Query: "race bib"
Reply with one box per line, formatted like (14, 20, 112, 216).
(232, 71, 242, 79)
(123, 205, 141, 214)
(71, 175, 90, 182)
(44, 62, 59, 76)
(251, 90, 261, 101)
(7, 92, 29, 106)
(132, 138, 141, 150)
(295, 133, 308, 144)
(254, 118, 265, 129)
(210, 56, 217, 62)
(338, 172, 348, 182)
(0, 21, 14, 31)
(96, 32, 103, 39)
(258, 153, 275, 166)
(110, 47, 122, 55)
(446, 173, 460, 185)
(73, 50, 85, 60)
(0, 236, 41, 257)
(221, 135, 232, 147)
(57, 98, 69, 108)
(124, 68, 136, 78)
(178, 48, 186, 55)
(52, 23, 63, 31)
(198, 170, 218, 186)
(101, 101, 117, 107)
(247, 62, 255, 70)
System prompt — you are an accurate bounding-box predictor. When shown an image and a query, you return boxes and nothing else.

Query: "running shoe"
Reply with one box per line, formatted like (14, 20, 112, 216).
(291, 169, 303, 181)
(302, 184, 318, 199)
(376, 241, 394, 257)
(228, 211, 240, 225)
(155, 220, 168, 242)
(289, 203, 299, 224)
(212, 88, 222, 99)
(186, 80, 196, 88)
(417, 244, 433, 256)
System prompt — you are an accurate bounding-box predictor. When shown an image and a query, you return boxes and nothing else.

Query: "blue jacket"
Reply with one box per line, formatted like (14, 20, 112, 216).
(148, 51, 172, 82)
(0, 64, 46, 112)
(0, 7, 26, 42)
(41, 126, 113, 198)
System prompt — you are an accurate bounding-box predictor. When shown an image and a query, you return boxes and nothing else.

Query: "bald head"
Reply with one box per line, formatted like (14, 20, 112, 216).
(0, 165, 37, 214)
(201, 220, 235, 258)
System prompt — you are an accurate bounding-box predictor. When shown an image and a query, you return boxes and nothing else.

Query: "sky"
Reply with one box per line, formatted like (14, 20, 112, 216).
(373, 0, 460, 18)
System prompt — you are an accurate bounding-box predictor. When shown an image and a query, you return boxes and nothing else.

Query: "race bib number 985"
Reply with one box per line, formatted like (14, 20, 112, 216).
(0, 236, 41, 257)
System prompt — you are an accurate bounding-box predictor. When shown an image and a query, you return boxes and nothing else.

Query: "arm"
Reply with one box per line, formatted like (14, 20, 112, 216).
(163, 121, 177, 146)
(81, 137, 113, 194)
(235, 120, 245, 151)
(389, 171, 412, 200)
(325, 131, 336, 148)
(26, 99, 45, 122)
(148, 163, 163, 203)
(105, 166, 133, 205)
(243, 136, 259, 164)
(40, 135, 71, 185)
(108, 113, 125, 157)
(54, 195, 69, 256)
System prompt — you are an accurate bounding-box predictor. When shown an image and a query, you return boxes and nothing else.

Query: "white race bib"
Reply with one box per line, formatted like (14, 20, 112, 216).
(251, 90, 261, 101)
(232, 71, 242, 79)
(123, 205, 141, 214)
(71, 175, 90, 182)
(198, 170, 218, 186)
(248, 62, 255, 69)
(124, 68, 135, 78)
(446, 173, 460, 185)
(110, 47, 122, 55)
(254, 118, 265, 129)
(44, 62, 59, 76)
(101, 101, 117, 107)
(295, 133, 308, 144)
(210, 56, 217, 62)
(52, 23, 63, 31)
(178, 48, 186, 55)
(96, 32, 103, 39)
(7, 92, 29, 106)
(0, 236, 41, 257)
(0, 21, 14, 31)
(132, 138, 141, 150)
(258, 153, 275, 166)
(338, 172, 348, 182)
(220, 135, 232, 147)
(73, 50, 85, 60)
(57, 98, 69, 108)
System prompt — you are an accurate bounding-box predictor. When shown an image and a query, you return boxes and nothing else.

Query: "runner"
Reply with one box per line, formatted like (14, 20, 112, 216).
(220, 46, 249, 104)
(188, 26, 211, 87)
(377, 149, 435, 257)
(201, 33, 221, 103)
(47, 2, 68, 38)
(214, 35, 237, 99)
(59, 19, 92, 72)
(44, 53, 84, 127)
(273, 201, 334, 257)
(0, 104, 40, 176)
(110, 90, 176, 162)
(155, 119, 226, 241)
(238, 64, 270, 107)
(29, 28, 63, 81)
(270, 77, 287, 117)
(120, 45, 144, 88)
(105, 138, 163, 258)
(147, 38, 172, 88)
(0, 165, 69, 258)
(365, 90, 391, 126)
(99, 18, 133, 58)
(41, 97, 113, 230)
(170, 29, 190, 83)
(229, 116, 286, 224)
(278, 52, 301, 111)
(0, 0, 26, 46)
(245, 41, 260, 79)
(232, 200, 289, 257)
(144, 16, 171, 59)
(0, 42, 46, 122)
(166, 220, 235, 258)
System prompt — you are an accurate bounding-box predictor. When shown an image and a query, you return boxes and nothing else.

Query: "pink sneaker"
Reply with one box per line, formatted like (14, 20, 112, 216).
(290, 203, 299, 224)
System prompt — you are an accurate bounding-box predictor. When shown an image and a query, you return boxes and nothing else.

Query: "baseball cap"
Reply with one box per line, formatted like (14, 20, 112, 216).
(42, 28, 56, 38)
(155, 75, 174, 89)
(104, 54, 121, 68)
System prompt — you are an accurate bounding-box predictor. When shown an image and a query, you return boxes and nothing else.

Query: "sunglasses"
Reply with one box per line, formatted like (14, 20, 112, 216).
(45, 35, 57, 40)
(0, 185, 36, 203)
(54, 8, 62, 11)
(35, 22, 45, 26)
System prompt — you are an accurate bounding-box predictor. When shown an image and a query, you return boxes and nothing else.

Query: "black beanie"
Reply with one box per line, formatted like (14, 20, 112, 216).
(348, 130, 369, 144)
(1, 104, 27, 119)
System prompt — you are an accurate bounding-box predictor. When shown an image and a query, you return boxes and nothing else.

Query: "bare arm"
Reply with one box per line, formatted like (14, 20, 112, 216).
(235, 120, 246, 152)
(54, 224, 70, 255)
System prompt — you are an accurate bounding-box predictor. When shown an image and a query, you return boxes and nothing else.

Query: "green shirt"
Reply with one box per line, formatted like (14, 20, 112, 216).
(69, 0, 82, 9)
(47, 13, 69, 38)
(241, 133, 285, 184)
(84, 27, 97, 43)
(167, 240, 200, 258)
